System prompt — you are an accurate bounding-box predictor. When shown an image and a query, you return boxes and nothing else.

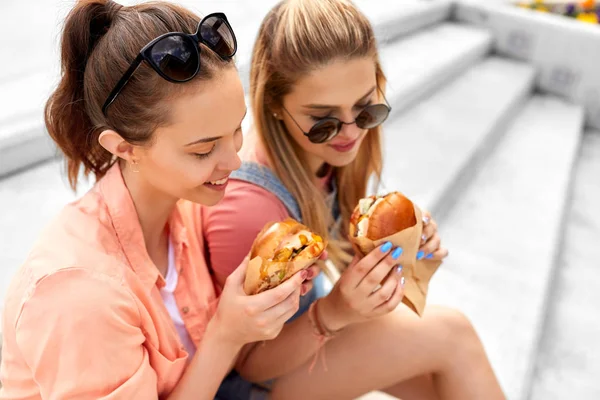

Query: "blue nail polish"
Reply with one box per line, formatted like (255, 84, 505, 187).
(391, 247, 403, 260)
(396, 265, 403, 273)
(381, 242, 392, 252)
(426, 253, 434, 259)
(417, 251, 425, 260)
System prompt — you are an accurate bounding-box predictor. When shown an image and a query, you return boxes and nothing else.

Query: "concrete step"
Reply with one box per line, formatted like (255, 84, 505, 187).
(382, 23, 492, 116)
(454, 0, 600, 130)
(357, 0, 452, 45)
(379, 56, 535, 217)
(427, 95, 584, 400)
(529, 130, 600, 400)
(0, 0, 451, 179)
(0, 70, 60, 178)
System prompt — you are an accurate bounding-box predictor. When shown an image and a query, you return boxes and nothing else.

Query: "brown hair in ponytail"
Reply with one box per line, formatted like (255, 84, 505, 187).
(45, 0, 233, 190)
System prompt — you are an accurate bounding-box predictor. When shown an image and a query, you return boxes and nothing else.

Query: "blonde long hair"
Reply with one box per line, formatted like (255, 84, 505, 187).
(250, 0, 385, 270)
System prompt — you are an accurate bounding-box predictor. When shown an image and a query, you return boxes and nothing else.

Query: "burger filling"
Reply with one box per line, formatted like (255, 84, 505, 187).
(272, 231, 322, 262)
(259, 231, 323, 287)
(356, 196, 385, 237)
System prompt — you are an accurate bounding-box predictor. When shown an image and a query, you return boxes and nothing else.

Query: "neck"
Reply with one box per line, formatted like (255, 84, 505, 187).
(121, 162, 177, 276)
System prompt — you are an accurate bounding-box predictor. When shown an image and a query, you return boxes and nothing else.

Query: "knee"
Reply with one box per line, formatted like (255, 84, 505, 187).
(427, 306, 481, 348)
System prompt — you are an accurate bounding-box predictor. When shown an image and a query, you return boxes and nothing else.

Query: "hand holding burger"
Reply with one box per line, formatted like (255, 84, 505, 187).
(347, 191, 444, 316)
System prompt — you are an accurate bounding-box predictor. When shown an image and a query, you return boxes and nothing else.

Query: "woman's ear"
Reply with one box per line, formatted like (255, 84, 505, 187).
(98, 130, 137, 162)
(270, 107, 284, 120)
(267, 97, 283, 120)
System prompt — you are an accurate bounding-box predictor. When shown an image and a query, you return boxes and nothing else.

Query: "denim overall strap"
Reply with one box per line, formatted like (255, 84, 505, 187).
(230, 162, 302, 221)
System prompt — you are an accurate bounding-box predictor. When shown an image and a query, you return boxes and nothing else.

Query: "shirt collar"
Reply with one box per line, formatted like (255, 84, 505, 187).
(98, 164, 188, 291)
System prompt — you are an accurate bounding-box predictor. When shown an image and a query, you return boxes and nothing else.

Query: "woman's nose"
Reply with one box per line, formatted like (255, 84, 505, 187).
(337, 120, 363, 140)
(220, 135, 243, 171)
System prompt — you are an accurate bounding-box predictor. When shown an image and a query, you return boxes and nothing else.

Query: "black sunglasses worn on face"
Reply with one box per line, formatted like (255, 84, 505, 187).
(281, 91, 392, 144)
(102, 12, 237, 115)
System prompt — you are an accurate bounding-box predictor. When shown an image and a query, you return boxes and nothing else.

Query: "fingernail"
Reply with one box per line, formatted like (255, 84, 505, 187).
(401, 277, 405, 287)
(301, 270, 308, 279)
(396, 265, 403, 273)
(417, 251, 425, 260)
(381, 242, 392, 252)
(422, 216, 430, 225)
(391, 247, 403, 260)
(421, 234, 427, 243)
(426, 253, 434, 259)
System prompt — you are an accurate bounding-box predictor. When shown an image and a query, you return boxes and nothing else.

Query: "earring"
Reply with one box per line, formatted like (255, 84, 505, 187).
(130, 159, 140, 173)
(273, 112, 278, 118)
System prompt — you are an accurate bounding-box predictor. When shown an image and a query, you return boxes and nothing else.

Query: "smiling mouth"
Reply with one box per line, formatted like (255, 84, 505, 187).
(329, 139, 358, 152)
(205, 176, 229, 186)
(331, 140, 355, 146)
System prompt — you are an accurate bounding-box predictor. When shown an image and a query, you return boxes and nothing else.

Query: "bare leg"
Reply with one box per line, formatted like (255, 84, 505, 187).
(271, 305, 504, 400)
(383, 374, 438, 400)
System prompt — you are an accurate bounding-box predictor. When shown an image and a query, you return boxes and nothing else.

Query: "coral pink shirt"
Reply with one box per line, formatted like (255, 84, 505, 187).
(1, 164, 218, 399)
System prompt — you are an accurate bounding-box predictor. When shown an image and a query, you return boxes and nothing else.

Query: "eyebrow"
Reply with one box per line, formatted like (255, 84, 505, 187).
(301, 86, 377, 110)
(184, 109, 248, 146)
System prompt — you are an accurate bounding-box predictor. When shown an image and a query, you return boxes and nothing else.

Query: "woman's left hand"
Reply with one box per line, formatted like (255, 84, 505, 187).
(419, 211, 449, 261)
(299, 250, 328, 295)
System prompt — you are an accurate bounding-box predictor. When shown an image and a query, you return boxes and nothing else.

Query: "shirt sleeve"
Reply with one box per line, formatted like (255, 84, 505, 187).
(202, 180, 290, 288)
(14, 268, 158, 400)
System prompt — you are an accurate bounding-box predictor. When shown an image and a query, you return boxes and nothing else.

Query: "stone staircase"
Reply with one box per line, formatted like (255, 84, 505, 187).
(1, 1, 599, 399)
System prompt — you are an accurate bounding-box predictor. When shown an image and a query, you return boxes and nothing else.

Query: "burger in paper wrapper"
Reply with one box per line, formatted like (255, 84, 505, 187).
(244, 218, 326, 295)
(349, 192, 442, 316)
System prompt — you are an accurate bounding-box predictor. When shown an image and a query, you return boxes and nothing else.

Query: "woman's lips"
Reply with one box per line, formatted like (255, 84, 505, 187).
(203, 175, 229, 191)
(328, 139, 358, 153)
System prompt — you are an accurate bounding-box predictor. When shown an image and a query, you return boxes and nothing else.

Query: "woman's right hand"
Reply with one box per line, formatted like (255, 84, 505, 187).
(318, 242, 405, 331)
(210, 256, 307, 347)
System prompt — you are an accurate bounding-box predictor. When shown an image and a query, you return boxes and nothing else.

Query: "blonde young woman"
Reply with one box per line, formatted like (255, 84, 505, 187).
(0, 1, 317, 398)
(203, 0, 506, 399)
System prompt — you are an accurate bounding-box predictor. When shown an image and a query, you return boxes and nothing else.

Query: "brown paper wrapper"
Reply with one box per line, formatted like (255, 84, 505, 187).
(350, 205, 441, 316)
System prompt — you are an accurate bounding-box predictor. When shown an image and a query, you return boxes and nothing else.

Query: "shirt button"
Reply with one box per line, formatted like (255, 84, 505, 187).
(181, 306, 190, 314)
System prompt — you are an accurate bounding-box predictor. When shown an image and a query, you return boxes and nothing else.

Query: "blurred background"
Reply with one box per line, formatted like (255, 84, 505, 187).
(1, 0, 599, 399)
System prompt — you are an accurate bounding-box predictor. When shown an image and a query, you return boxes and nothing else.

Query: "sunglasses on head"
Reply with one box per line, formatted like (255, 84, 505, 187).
(102, 12, 237, 116)
(281, 91, 392, 144)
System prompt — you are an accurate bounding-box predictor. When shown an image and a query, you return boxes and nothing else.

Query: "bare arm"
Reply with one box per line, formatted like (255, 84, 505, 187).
(236, 310, 321, 382)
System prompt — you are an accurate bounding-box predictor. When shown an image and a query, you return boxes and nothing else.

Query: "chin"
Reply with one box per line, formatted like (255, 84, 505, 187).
(185, 187, 225, 206)
(324, 147, 361, 167)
